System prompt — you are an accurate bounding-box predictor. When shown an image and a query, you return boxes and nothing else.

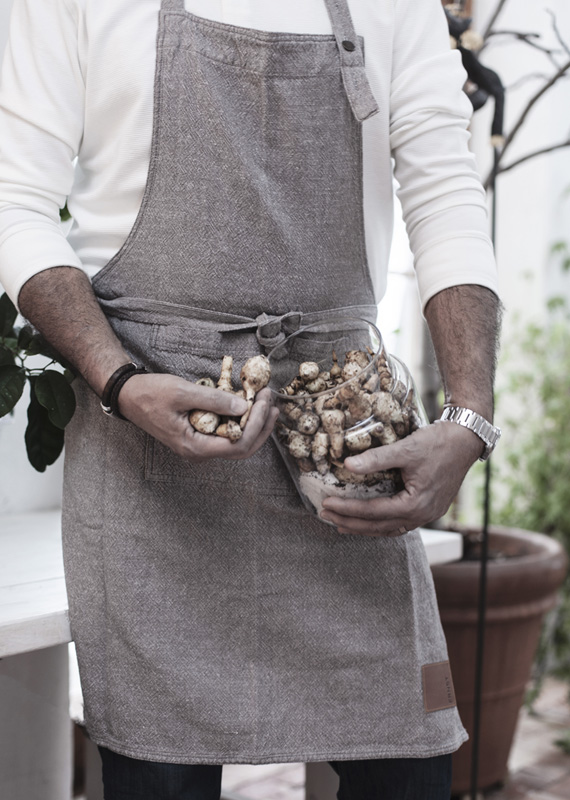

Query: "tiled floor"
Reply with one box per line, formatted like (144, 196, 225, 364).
(483, 678, 570, 800)
(222, 762, 305, 800)
(220, 678, 570, 800)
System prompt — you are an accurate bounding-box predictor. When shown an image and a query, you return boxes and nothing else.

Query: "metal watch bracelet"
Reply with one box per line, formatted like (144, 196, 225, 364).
(437, 405, 501, 462)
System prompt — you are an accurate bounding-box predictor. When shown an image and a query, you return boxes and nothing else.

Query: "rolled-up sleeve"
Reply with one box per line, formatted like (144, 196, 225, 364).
(389, 0, 499, 311)
(0, 0, 85, 307)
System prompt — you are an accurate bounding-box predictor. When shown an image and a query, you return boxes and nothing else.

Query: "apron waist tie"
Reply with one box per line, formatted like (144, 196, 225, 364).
(97, 296, 377, 353)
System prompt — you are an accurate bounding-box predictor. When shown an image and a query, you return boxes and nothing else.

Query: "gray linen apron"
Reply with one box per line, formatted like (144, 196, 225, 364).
(63, 0, 468, 764)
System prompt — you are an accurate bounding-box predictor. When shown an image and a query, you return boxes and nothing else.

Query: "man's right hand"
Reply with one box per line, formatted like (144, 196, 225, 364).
(115, 374, 278, 462)
(18, 267, 278, 462)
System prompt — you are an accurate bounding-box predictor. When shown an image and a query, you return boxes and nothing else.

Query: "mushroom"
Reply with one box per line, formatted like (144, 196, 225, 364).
(305, 376, 327, 394)
(345, 429, 372, 452)
(297, 412, 320, 436)
(311, 430, 330, 475)
(372, 392, 404, 425)
(320, 408, 345, 461)
(217, 355, 234, 393)
(376, 423, 398, 446)
(330, 350, 342, 380)
(341, 361, 362, 383)
(345, 392, 373, 425)
(240, 354, 271, 428)
(345, 350, 370, 369)
(215, 420, 243, 442)
(189, 409, 220, 434)
(284, 402, 304, 423)
(299, 362, 320, 382)
(287, 431, 312, 459)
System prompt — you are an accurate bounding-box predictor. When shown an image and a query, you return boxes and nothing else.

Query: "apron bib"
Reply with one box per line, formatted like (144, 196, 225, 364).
(63, 0, 467, 763)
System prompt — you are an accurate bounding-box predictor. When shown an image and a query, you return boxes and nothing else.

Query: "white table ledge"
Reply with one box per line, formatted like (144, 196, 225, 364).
(0, 510, 68, 658)
(0, 510, 461, 659)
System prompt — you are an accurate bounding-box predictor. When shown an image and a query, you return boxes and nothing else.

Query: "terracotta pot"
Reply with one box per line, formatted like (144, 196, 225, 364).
(431, 525, 568, 794)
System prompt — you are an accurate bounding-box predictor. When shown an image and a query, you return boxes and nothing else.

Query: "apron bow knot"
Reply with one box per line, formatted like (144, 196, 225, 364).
(255, 311, 302, 351)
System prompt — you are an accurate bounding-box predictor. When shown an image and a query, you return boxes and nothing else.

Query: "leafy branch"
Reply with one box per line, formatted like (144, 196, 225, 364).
(480, 5, 570, 188)
(492, 251, 570, 714)
(0, 292, 75, 471)
(481, 0, 509, 41)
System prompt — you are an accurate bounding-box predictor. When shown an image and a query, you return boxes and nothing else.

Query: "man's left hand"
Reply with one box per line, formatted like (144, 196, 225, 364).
(320, 421, 483, 536)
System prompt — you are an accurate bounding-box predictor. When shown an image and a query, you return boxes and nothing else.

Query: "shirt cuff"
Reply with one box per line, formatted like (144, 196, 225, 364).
(0, 226, 83, 309)
(415, 232, 499, 313)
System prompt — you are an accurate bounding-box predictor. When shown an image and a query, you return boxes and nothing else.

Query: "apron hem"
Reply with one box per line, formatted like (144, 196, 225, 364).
(86, 730, 469, 765)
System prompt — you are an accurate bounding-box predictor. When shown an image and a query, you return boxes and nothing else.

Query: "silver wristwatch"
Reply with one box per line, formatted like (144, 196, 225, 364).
(438, 406, 501, 462)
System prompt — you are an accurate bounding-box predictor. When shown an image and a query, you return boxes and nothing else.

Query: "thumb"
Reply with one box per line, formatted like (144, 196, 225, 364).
(187, 384, 249, 417)
(344, 439, 408, 473)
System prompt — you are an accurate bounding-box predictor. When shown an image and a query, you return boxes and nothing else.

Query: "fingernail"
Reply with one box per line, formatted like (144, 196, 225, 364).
(320, 511, 332, 521)
(231, 397, 248, 414)
(346, 456, 362, 469)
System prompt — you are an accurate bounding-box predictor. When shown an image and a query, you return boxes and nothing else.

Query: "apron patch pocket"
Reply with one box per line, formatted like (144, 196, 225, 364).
(144, 433, 297, 495)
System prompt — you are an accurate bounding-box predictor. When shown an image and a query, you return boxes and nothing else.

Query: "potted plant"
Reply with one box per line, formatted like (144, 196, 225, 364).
(432, 253, 570, 795)
(432, 525, 567, 794)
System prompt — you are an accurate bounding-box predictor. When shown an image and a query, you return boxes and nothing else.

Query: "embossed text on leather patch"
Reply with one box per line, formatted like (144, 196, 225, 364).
(422, 661, 457, 712)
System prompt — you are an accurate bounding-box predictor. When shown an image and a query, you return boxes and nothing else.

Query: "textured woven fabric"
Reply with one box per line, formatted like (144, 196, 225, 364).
(62, 0, 468, 764)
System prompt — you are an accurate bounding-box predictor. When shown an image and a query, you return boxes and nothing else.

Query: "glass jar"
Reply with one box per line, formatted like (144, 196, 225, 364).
(268, 317, 428, 519)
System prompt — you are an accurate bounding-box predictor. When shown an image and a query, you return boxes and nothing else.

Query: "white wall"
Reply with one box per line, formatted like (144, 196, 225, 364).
(472, 0, 570, 320)
(462, 0, 570, 522)
(0, 391, 64, 514)
(0, 0, 64, 512)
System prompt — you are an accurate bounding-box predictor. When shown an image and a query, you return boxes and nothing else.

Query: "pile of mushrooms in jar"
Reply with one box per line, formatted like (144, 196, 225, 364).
(273, 347, 426, 517)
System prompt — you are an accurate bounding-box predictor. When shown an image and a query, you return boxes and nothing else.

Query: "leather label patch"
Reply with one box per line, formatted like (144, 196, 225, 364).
(422, 661, 457, 713)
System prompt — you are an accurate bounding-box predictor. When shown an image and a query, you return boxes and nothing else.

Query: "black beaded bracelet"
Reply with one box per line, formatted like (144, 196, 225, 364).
(101, 362, 148, 420)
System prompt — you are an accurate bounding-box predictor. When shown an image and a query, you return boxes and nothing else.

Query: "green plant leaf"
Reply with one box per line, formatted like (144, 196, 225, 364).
(0, 346, 15, 368)
(25, 381, 64, 472)
(34, 369, 76, 429)
(17, 324, 35, 351)
(555, 729, 570, 755)
(0, 293, 17, 338)
(0, 365, 26, 417)
(16, 328, 58, 359)
(25, 334, 51, 357)
(547, 296, 567, 312)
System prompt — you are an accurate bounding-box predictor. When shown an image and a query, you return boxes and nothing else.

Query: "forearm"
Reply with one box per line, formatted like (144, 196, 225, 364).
(321, 284, 502, 533)
(424, 284, 501, 421)
(18, 266, 131, 397)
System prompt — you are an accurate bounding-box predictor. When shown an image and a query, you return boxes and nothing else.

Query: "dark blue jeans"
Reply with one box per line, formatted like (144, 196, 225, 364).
(99, 746, 452, 800)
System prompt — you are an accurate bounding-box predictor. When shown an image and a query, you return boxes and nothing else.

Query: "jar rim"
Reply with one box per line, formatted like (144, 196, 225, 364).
(267, 316, 384, 400)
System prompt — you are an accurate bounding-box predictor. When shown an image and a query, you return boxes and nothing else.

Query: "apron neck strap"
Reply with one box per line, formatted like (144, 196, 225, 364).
(322, 0, 379, 122)
(160, 0, 378, 122)
(161, 0, 185, 11)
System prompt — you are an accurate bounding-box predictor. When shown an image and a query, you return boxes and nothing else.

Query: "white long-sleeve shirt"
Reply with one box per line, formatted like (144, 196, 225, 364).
(0, 0, 498, 310)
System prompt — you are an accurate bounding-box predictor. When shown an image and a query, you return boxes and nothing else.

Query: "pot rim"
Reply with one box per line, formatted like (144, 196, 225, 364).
(436, 523, 568, 570)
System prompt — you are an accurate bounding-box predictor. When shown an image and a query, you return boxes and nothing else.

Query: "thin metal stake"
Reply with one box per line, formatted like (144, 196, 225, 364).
(470, 459, 492, 799)
(469, 145, 499, 800)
